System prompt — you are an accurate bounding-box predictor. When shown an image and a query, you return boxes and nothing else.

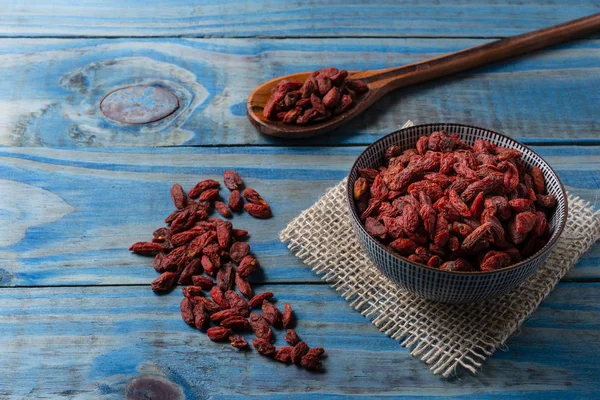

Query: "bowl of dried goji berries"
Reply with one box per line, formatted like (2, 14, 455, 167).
(347, 123, 567, 303)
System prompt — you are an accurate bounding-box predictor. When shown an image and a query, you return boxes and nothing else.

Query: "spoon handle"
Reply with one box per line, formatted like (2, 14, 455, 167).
(356, 13, 600, 97)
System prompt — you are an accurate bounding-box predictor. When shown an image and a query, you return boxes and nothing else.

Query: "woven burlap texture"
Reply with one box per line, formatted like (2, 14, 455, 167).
(280, 179, 600, 377)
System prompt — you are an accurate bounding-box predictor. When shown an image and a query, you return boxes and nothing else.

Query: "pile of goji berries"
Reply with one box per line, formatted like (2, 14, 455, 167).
(129, 171, 325, 371)
(354, 131, 557, 272)
(263, 67, 368, 125)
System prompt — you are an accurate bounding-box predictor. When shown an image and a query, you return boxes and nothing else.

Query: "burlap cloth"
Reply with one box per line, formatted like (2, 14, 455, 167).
(280, 124, 600, 377)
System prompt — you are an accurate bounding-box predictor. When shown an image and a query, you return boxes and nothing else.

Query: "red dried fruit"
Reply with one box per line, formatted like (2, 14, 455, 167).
(192, 275, 214, 290)
(129, 242, 164, 255)
(282, 304, 294, 329)
(178, 258, 204, 285)
(401, 204, 419, 233)
(509, 198, 533, 213)
(370, 175, 388, 201)
(461, 222, 493, 250)
(427, 255, 442, 268)
(170, 183, 187, 209)
(193, 303, 207, 330)
(235, 273, 254, 299)
(285, 328, 300, 345)
(346, 79, 369, 93)
(188, 179, 220, 199)
(452, 221, 474, 238)
(433, 215, 449, 247)
(180, 297, 195, 325)
(196, 297, 221, 315)
(536, 194, 556, 209)
(262, 300, 283, 327)
(499, 161, 520, 193)
(223, 170, 243, 190)
(221, 316, 251, 331)
(198, 188, 220, 202)
(187, 231, 217, 257)
(365, 217, 387, 237)
(358, 168, 378, 183)
(461, 174, 503, 202)
(533, 211, 549, 237)
(480, 251, 511, 271)
(322, 87, 341, 108)
(360, 198, 381, 220)
(440, 258, 473, 272)
(238, 255, 259, 279)
(252, 338, 276, 356)
(515, 211, 537, 234)
(216, 220, 232, 249)
(389, 238, 417, 255)
(151, 271, 178, 293)
(209, 286, 229, 309)
(249, 312, 273, 342)
(448, 189, 472, 218)
(182, 286, 203, 299)
(529, 166, 546, 194)
(419, 204, 437, 240)
(228, 189, 243, 212)
(447, 236, 460, 252)
(317, 76, 332, 96)
(291, 341, 309, 365)
(484, 196, 512, 221)
(227, 243, 249, 265)
(207, 327, 232, 341)
(216, 262, 235, 291)
(248, 292, 274, 308)
(201, 254, 216, 276)
(433, 196, 461, 222)
(232, 228, 248, 239)
(408, 181, 443, 202)
(152, 252, 167, 273)
(214, 201, 232, 218)
(274, 346, 294, 363)
(354, 177, 369, 200)
(301, 354, 323, 371)
(306, 347, 325, 358)
(244, 203, 272, 219)
(229, 334, 248, 349)
(225, 290, 249, 317)
(470, 191, 485, 218)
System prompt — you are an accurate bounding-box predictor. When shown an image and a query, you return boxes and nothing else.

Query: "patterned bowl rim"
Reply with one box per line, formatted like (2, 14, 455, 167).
(346, 122, 568, 276)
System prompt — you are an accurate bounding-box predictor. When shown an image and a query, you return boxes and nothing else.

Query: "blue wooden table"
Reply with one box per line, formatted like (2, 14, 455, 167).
(0, 2, 599, 398)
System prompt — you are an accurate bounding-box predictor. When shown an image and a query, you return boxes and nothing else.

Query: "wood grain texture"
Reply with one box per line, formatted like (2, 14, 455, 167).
(0, 283, 598, 398)
(0, 145, 596, 287)
(0, 1, 597, 38)
(0, 38, 599, 147)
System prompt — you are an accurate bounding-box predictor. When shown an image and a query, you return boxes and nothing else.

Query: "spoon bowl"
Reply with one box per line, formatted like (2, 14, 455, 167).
(247, 13, 600, 139)
(246, 71, 374, 139)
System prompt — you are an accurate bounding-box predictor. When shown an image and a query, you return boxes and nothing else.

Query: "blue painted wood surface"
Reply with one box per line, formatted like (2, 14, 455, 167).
(0, 1, 597, 38)
(0, 38, 598, 147)
(0, 2, 599, 398)
(0, 145, 597, 288)
(0, 284, 598, 398)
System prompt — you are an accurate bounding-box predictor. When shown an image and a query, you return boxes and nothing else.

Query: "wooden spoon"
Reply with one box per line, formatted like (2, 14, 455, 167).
(247, 13, 600, 139)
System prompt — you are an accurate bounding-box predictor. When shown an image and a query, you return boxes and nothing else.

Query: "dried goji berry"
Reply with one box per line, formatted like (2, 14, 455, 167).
(262, 300, 283, 327)
(207, 327, 232, 341)
(248, 292, 274, 308)
(170, 183, 187, 209)
(252, 338, 276, 356)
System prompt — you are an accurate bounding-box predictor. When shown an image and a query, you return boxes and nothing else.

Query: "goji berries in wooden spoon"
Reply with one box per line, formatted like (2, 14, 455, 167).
(247, 14, 600, 138)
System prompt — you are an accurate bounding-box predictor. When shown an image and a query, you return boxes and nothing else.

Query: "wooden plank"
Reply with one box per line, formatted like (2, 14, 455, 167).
(0, 1, 597, 38)
(0, 283, 598, 398)
(0, 145, 597, 287)
(0, 38, 599, 147)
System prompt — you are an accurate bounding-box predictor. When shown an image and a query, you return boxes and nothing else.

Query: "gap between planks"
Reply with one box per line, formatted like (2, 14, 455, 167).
(1, 278, 598, 290)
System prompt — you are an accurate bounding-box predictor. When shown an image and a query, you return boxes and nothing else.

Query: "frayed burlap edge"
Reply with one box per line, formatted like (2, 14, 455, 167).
(280, 176, 600, 378)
